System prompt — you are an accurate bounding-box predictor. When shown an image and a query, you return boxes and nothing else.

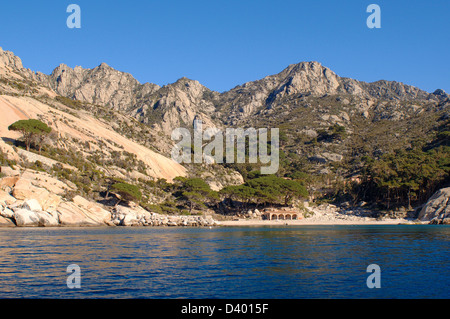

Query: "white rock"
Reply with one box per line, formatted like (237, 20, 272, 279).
(14, 209, 40, 227)
(35, 211, 59, 227)
(0, 207, 14, 219)
(418, 187, 450, 223)
(22, 199, 43, 212)
(0, 190, 16, 206)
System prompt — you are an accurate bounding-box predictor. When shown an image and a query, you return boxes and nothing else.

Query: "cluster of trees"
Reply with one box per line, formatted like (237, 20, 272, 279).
(142, 174, 309, 215)
(353, 144, 449, 209)
(220, 174, 308, 209)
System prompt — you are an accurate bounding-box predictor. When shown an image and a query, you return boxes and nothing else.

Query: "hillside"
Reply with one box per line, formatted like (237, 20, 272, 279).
(0, 45, 449, 222)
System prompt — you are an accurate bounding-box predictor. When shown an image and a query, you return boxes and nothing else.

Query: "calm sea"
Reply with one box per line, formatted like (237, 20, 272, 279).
(0, 225, 448, 299)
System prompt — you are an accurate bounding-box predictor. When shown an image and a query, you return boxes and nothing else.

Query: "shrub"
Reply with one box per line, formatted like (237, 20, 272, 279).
(111, 182, 142, 205)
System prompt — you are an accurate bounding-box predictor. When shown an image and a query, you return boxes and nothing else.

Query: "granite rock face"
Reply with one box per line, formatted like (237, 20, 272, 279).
(418, 187, 450, 224)
(2, 47, 442, 137)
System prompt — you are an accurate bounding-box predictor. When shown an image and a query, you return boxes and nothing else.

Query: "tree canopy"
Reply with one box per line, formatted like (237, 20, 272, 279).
(355, 146, 449, 209)
(220, 175, 308, 207)
(111, 182, 142, 205)
(8, 119, 52, 151)
(181, 178, 219, 212)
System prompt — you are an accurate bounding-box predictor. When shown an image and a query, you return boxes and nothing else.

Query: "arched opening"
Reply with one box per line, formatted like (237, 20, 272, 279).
(292, 214, 298, 220)
(285, 214, 291, 220)
(278, 214, 284, 220)
(271, 214, 277, 220)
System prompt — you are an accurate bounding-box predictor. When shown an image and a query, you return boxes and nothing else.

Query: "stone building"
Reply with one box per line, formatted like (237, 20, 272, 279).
(262, 210, 299, 220)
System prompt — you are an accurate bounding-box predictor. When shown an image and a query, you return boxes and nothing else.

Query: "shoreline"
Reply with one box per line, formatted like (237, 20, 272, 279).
(218, 218, 424, 226)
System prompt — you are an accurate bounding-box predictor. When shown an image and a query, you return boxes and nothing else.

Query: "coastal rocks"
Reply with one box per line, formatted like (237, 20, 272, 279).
(0, 215, 15, 227)
(12, 178, 62, 211)
(0, 168, 220, 228)
(0, 206, 14, 219)
(418, 187, 450, 224)
(0, 190, 16, 206)
(35, 211, 59, 227)
(72, 196, 112, 225)
(111, 205, 144, 226)
(11, 199, 59, 227)
(22, 199, 42, 212)
(13, 209, 40, 227)
(56, 201, 105, 227)
(111, 205, 219, 227)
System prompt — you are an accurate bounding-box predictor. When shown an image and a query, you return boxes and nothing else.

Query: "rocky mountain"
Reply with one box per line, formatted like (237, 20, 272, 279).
(0, 47, 187, 183)
(48, 62, 160, 112)
(0, 46, 449, 225)
(1, 46, 449, 180)
(3, 46, 449, 135)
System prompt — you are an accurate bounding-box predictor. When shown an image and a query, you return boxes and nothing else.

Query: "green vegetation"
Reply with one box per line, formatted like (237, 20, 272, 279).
(345, 120, 450, 210)
(179, 178, 219, 213)
(317, 124, 347, 142)
(220, 175, 308, 209)
(353, 145, 449, 210)
(8, 119, 52, 152)
(111, 182, 142, 206)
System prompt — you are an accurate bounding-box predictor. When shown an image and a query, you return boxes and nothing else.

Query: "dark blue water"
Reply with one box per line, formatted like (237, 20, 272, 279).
(0, 225, 448, 299)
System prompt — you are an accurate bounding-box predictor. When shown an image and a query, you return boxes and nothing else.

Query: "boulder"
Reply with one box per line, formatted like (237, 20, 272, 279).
(72, 196, 112, 225)
(22, 199, 43, 212)
(35, 211, 59, 227)
(0, 176, 19, 189)
(0, 207, 14, 219)
(322, 152, 344, 162)
(56, 202, 100, 227)
(0, 215, 15, 227)
(0, 190, 16, 206)
(13, 209, 40, 227)
(11, 178, 34, 199)
(12, 179, 61, 211)
(122, 214, 139, 226)
(418, 187, 450, 224)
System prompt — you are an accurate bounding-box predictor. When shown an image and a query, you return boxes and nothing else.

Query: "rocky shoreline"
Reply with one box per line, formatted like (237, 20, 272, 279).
(1, 168, 449, 228)
(0, 168, 220, 228)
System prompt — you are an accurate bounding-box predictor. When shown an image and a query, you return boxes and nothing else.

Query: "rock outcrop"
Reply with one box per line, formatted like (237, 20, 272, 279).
(418, 187, 450, 224)
(0, 169, 220, 228)
(111, 205, 219, 227)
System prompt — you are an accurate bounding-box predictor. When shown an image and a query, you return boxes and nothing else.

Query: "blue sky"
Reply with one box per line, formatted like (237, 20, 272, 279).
(0, 0, 449, 93)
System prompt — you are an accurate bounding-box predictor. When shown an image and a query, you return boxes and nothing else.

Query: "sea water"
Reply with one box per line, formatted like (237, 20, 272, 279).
(0, 225, 448, 299)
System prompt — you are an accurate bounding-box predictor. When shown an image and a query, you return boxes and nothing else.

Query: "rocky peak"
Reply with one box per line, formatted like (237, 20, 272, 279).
(145, 77, 218, 134)
(429, 89, 450, 102)
(164, 77, 213, 99)
(271, 61, 341, 97)
(0, 47, 24, 72)
(48, 62, 151, 110)
(362, 80, 430, 101)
